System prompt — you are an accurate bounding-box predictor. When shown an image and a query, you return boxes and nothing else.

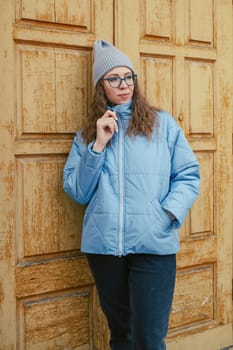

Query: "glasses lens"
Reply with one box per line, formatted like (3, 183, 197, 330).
(124, 75, 134, 86)
(110, 77, 121, 88)
(104, 74, 137, 88)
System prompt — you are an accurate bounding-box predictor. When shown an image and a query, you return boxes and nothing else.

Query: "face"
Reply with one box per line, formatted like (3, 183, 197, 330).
(103, 66, 135, 105)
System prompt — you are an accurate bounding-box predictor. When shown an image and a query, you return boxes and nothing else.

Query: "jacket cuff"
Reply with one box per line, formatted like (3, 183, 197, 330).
(82, 142, 105, 169)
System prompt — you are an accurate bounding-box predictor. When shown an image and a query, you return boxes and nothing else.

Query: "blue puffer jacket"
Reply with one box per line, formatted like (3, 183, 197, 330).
(63, 101, 200, 256)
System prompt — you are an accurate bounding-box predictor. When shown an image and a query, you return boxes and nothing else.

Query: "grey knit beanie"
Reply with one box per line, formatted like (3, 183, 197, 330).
(93, 40, 135, 87)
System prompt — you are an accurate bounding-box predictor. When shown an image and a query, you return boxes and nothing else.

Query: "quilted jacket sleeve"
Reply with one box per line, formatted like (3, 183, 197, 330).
(161, 115, 200, 228)
(63, 132, 105, 204)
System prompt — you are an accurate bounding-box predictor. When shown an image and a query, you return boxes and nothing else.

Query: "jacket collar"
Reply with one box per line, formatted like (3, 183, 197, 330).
(107, 100, 132, 120)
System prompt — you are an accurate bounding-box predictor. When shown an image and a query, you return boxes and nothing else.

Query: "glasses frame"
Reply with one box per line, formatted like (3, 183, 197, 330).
(103, 73, 137, 88)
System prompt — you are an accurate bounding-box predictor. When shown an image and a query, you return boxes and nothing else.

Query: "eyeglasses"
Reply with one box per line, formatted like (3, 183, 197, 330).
(103, 74, 137, 88)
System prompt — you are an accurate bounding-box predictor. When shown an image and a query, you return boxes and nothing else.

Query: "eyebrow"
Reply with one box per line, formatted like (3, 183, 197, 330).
(105, 71, 132, 78)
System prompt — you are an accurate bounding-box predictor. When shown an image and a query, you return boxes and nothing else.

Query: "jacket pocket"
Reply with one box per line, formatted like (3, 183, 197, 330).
(151, 198, 172, 233)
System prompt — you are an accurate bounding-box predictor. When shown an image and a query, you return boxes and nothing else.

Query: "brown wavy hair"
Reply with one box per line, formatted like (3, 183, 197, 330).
(81, 79, 159, 145)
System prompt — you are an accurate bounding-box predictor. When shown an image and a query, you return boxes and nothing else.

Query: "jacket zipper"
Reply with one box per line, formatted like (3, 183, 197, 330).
(118, 117, 124, 256)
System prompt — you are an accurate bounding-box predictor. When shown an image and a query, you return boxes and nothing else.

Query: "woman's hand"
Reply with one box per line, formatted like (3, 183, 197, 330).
(92, 110, 118, 152)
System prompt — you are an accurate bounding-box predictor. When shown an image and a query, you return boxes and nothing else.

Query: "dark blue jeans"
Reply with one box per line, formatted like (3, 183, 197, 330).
(87, 253, 176, 350)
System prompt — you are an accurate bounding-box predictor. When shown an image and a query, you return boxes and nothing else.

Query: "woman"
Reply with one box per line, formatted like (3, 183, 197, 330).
(63, 40, 200, 350)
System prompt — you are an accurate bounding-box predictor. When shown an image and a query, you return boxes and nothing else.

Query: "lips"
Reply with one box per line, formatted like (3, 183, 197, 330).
(118, 94, 130, 99)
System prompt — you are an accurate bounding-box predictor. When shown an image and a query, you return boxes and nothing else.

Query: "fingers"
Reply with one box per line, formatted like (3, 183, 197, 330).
(97, 118, 118, 135)
(105, 110, 118, 133)
(103, 110, 118, 121)
(94, 110, 119, 149)
(101, 110, 118, 132)
(97, 110, 118, 134)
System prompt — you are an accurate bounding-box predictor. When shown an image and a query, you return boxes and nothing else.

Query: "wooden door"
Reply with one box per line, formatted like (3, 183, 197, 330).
(116, 0, 233, 349)
(0, 1, 113, 349)
(0, 1, 232, 350)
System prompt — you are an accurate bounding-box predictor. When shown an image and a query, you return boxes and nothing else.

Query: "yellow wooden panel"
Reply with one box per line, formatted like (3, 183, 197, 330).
(55, 0, 91, 28)
(21, 0, 92, 29)
(16, 257, 93, 298)
(17, 45, 90, 134)
(167, 324, 232, 349)
(141, 0, 173, 41)
(185, 59, 214, 136)
(190, 152, 214, 236)
(21, 0, 55, 22)
(16, 156, 84, 258)
(177, 238, 216, 268)
(0, 156, 14, 234)
(0, 135, 14, 203)
(186, 0, 214, 45)
(169, 264, 215, 330)
(55, 49, 90, 132)
(20, 46, 56, 133)
(19, 291, 90, 349)
(141, 55, 174, 113)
